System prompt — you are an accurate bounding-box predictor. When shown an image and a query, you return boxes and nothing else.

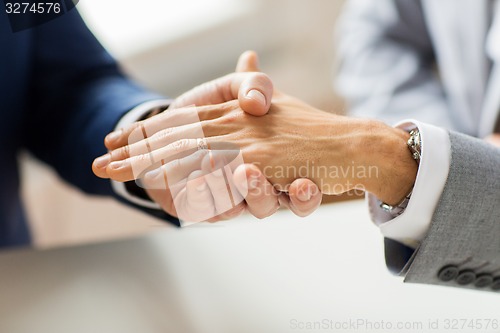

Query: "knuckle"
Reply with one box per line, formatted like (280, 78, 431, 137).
(128, 125, 146, 144)
(133, 154, 152, 171)
(120, 145, 130, 159)
(200, 119, 212, 134)
(153, 127, 175, 142)
(252, 72, 270, 82)
(217, 112, 240, 126)
(250, 73, 273, 89)
(171, 138, 190, 152)
(136, 153, 150, 162)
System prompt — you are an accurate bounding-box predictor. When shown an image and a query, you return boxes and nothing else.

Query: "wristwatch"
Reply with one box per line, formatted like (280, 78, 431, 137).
(380, 128, 421, 215)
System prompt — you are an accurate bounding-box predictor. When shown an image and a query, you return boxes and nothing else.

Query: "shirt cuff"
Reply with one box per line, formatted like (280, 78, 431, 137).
(367, 120, 451, 248)
(111, 99, 172, 210)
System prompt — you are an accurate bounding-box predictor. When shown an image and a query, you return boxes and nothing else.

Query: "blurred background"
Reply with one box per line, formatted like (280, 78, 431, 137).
(21, 0, 347, 248)
(8, 3, 500, 333)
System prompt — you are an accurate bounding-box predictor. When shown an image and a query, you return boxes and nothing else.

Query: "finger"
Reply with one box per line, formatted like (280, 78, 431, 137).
(94, 127, 196, 180)
(170, 73, 273, 117)
(95, 102, 236, 176)
(105, 135, 234, 183)
(106, 139, 201, 182)
(175, 170, 217, 223)
(103, 102, 238, 153)
(103, 105, 213, 151)
(169, 150, 246, 222)
(232, 164, 280, 219)
(104, 121, 143, 152)
(223, 52, 274, 116)
(207, 202, 246, 222)
(236, 73, 273, 116)
(201, 151, 236, 216)
(144, 184, 178, 218)
(141, 149, 210, 190)
(108, 120, 240, 166)
(204, 200, 247, 223)
(203, 146, 248, 222)
(92, 153, 112, 178)
(109, 123, 203, 164)
(236, 50, 261, 72)
(96, 120, 235, 178)
(140, 151, 212, 217)
(288, 179, 322, 217)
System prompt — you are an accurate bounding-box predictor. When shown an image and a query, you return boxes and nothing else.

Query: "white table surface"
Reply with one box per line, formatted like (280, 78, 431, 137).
(1, 200, 499, 333)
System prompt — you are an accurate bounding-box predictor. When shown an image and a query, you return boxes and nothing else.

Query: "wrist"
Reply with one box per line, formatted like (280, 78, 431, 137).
(356, 120, 418, 205)
(313, 117, 385, 195)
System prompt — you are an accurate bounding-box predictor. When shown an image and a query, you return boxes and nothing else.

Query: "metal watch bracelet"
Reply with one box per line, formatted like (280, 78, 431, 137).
(380, 128, 421, 215)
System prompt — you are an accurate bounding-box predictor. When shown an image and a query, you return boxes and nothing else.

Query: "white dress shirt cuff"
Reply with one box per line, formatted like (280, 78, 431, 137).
(111, 99, 172, 209)
(367, 120, 451, 248)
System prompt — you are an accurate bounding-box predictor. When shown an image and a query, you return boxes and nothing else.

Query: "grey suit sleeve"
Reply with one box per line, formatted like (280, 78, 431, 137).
(335, 0, 457, 130)
(392, 131, 500, 292)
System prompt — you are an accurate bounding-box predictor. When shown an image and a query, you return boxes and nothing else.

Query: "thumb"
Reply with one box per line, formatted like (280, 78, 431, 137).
(171, 72, 273, 116)
(236, 50, 283, 100)
(236, 73, 273, 116)
(236, 50, 261, 72)
(235, 50, 272, 116)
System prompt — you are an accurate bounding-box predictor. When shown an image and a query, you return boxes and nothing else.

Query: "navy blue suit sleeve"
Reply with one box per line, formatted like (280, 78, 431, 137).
(22, 10, 179, 225)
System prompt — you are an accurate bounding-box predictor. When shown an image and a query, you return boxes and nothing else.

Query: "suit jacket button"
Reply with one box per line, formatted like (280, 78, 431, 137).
(491, 277, 500, 291)
(438, 265, 459, 282)
(474, 274, 493, 288)
(456, 270, 476, 285)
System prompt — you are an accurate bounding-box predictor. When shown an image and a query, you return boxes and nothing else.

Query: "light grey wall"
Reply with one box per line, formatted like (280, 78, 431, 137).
(120, 0, 345, 110)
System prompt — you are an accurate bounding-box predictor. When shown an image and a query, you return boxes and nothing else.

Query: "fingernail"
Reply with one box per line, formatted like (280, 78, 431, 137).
(94, 154, 110, 168)
(108, 161, 123, 170)
(297, 185, 313, 202)
(246, 89, 266, 106)
(106, 130, 122, 143)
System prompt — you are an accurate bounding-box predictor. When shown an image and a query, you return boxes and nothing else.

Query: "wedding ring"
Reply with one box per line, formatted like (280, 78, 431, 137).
(197, 138, 209, 151)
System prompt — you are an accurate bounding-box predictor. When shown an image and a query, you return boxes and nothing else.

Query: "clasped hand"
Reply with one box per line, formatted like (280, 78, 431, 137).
(93, 52, 323, 223)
